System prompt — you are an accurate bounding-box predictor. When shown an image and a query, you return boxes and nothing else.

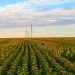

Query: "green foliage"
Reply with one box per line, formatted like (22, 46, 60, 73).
(0, 38, 75, 75)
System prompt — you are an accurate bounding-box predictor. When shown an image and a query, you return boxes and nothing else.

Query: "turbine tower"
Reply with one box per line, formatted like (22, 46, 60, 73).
(31, 24, 32, 38)
(26, 30, 27, 38)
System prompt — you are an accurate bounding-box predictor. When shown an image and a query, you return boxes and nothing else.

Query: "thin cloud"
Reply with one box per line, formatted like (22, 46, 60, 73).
(0, 0, 75, 28)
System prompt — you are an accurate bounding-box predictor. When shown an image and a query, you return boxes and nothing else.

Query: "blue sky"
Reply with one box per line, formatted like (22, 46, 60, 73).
(0, 0, 75, 37)
(0, 0, 75, 9)
(27, 1, 75, 10)
(0, 0, 24, 6)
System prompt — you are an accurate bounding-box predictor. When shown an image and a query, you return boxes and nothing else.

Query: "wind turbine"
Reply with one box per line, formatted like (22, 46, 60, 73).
(31, 24, 32, 38)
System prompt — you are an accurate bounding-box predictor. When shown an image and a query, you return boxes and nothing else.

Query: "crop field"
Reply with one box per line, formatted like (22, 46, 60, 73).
(0, 38, 75, 75)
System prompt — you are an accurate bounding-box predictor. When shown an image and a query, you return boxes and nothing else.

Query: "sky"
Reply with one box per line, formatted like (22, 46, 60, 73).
(0, 0, 75, 37)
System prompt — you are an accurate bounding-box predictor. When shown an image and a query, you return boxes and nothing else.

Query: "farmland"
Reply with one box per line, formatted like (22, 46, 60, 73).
(0, 38, 75, 75)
